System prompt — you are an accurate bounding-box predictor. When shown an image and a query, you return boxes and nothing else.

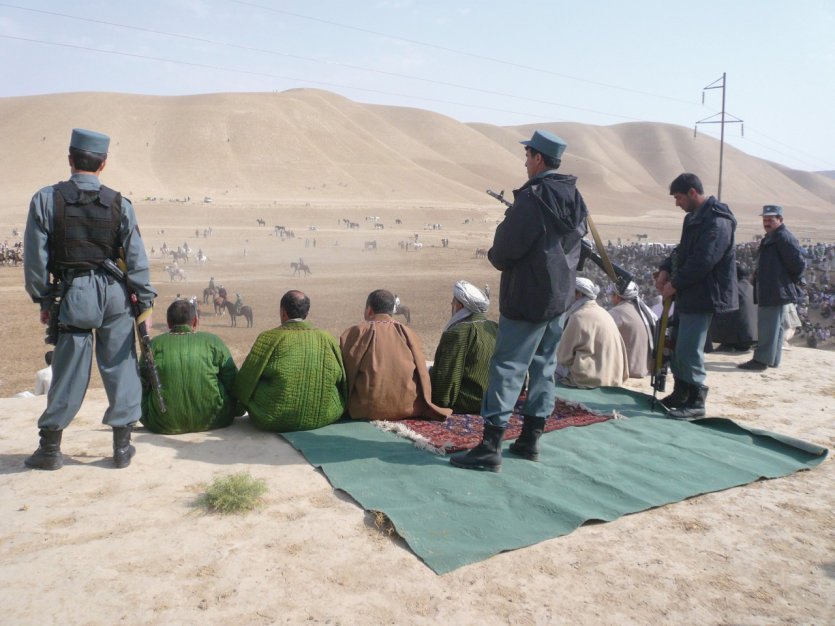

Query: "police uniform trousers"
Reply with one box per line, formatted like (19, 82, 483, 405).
(480, 314, 563, 428)
(39, 272, 142, 430)
(671, 312, 712, 386)
(753, 305, 784, 368)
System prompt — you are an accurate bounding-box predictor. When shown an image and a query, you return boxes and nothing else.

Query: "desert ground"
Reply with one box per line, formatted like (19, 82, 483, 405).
(0, 196, 833, 625)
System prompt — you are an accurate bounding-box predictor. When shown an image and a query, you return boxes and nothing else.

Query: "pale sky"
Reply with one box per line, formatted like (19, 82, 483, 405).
(1, 0, 833, 171)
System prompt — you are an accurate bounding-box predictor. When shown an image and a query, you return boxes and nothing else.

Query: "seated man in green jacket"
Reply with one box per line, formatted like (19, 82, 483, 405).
(141, 300, 243, 434)
(430, 280, 498, 414)
(233, 290, 347, 432)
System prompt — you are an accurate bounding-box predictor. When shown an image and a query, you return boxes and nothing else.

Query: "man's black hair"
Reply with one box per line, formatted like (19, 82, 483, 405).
(528, 147, 561, 169)
(45, 351, 54, 367)
(669, 173, 703, 196)
(366, 289, 395, 314)
(167, 299, 196, 326)
(281, 290, 310, 320)
(69, 147, 107, 173)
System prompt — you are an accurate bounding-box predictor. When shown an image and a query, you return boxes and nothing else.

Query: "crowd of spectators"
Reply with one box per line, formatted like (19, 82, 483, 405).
(580, 240, 835, 349)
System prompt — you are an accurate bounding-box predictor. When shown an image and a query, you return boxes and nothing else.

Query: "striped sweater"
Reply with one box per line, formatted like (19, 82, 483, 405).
(430, 313, 498, 414)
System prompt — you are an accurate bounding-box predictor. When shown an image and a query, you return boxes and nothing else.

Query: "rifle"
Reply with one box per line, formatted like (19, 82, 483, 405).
(650, 296, 673, 411)
(44, 274, 63, 345)
(101, 258, 166, 413)
(486, 189, 634, 292)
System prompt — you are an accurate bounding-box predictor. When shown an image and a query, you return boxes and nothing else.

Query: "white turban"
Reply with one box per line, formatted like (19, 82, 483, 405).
(444, 281, 489, 332)
(619, 281, 640, 301)
(453, 280, 489, 313)
(575, 277, 600, 299)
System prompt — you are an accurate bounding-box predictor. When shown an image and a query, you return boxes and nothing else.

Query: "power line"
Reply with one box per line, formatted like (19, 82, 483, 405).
(0, 3, 650, 122)
(0, 33, 577, 121)
(226, 0, 700, 107)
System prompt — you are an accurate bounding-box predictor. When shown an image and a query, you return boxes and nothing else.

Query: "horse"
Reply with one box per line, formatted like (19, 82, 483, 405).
(170, 249, 189, 264)
(214, 295, 227, 316)
(475, 247, 488, 258)
(256, 218, 266, 226)
(393, 305, 411, 325)
(195, 252, 208, 264)
(203, 287, 217, 304)
(291, 261, 311, 276)
(164, 265, 187, 282)
(223, 300, 253, 327)
(364, 240, 377, 251)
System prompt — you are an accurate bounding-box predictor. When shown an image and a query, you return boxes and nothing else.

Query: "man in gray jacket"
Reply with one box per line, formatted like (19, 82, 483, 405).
(450, 130, 587, 472)
(738, 205, 805, 371)
(23, 128, 157, 470)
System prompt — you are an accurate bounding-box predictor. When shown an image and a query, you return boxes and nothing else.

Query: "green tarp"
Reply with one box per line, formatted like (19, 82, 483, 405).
(281, 386, 827, 574)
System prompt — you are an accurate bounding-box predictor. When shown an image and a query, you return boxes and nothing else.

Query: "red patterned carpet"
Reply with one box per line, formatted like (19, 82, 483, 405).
(375, 395, 612, 454)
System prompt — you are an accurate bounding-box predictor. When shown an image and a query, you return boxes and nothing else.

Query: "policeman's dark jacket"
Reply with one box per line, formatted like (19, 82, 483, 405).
(488, 171, 588, 322)
(755, 223, 806, 306)
(661, 196, 738, 315)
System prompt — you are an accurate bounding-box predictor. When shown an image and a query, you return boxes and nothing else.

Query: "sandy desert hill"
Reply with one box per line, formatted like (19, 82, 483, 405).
(1, 89, 833, 241)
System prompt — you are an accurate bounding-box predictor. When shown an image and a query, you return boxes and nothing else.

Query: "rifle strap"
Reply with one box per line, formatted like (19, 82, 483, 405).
(586, 214, 618, 286)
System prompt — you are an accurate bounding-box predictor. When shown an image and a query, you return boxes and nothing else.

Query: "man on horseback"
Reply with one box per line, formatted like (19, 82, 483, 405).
(234, 292, 244, 315)
(23, 127, 157, 470)
(208, 276, 215, 292)
(217, 284, 228, 301)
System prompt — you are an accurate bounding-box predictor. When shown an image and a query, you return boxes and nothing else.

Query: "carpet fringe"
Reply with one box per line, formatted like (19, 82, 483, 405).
(370, 420, 447, 455)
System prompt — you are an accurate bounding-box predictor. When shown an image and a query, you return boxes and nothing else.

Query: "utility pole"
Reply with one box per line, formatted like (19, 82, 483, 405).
(695, 73, 743, 201)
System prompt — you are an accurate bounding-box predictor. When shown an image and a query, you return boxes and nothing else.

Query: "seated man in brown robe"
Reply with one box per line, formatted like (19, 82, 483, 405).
(340, 289, 451, 422)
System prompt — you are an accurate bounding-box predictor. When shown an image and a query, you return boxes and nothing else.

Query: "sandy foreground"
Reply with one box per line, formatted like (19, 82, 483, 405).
(0, 344, 833, 625)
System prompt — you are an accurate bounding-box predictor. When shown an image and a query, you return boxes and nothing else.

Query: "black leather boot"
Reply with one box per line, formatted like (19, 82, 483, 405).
(113, 425, 136, 469)
(508, 416, 546, 461)
(668, 385, 708, 420)
(25, 429, 64, 471)
(449, 423, 505, 472)
(661, 378, 689, 409)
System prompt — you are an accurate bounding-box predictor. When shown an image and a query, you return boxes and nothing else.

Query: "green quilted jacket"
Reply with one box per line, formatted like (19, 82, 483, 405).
(233, 321, 347, 432)
(141, 326, 242, 434)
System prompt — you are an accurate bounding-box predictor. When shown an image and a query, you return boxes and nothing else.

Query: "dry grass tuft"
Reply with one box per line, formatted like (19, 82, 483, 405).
(196, 472, 268, 515)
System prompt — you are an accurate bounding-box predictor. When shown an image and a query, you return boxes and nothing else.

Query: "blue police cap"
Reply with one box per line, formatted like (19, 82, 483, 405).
(69, 128, 110, 154)
(520, 130, 567, 160)
(761, 205, 783, 217)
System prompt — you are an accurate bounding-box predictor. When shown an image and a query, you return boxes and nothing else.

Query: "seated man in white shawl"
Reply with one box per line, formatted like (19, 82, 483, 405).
(430, 281, 498, 414)
(556, 277, 629, 388)
(609, 281, 657, 378)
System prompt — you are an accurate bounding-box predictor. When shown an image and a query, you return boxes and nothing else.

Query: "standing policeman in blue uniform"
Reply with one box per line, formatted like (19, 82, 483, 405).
(23, 128, 157, 470)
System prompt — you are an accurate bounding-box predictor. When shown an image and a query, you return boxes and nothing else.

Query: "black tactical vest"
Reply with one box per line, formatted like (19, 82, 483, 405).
(49, 180, 122, 271)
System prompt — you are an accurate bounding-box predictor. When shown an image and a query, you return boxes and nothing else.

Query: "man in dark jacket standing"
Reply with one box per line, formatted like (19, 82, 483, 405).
(655, 173, 737, 419)
(450, 130, 587, 472)
(738, 205, 805, 371)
